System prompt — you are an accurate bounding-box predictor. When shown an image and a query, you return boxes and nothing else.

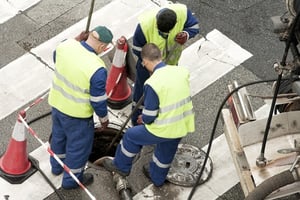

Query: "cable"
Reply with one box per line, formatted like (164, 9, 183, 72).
(27, 113, 64, 200)
(257, 73, 282, 166)
(27, 111, 51, 125)
(28, 156, 65, 200)
(187, 78, 283, 200)
(257, 9, 300, 167)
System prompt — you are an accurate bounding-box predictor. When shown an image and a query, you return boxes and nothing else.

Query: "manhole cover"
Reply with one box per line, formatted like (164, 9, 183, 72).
(166, 143, 213, 187)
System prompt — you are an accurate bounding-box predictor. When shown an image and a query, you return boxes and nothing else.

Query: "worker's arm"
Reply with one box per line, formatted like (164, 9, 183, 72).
(141, 84, 159, 124)
(182, 9, 200, 39)
(132, 24, 147, 61)
(90, 68, 109, 125)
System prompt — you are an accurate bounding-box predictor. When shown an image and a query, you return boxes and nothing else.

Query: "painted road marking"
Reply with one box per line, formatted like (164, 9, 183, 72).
(0, 0, 41, 24)
(179, 29, 252, 96)
(0, 0, 158, 121)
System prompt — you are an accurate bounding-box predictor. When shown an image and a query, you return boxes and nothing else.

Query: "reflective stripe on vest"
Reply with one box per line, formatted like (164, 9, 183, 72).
(145, 66, 195, 138)
(139, 4, 187, 65)
(48, 39, 106, 118)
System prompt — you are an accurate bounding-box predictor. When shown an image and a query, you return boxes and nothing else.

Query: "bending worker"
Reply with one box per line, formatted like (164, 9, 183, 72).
(48, 26, 113, 189)
(131, 3, 199, 125)
(103, 43, 195, 187)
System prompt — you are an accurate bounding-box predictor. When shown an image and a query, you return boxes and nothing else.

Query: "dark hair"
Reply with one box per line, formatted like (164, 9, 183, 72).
(156, 8, 177, 33)
(141, 43, 162, 61)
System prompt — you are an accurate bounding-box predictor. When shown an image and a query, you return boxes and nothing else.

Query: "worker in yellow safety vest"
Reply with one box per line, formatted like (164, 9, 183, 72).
(103, 43, 195, 187)
(48, 26, 113, 189)
(131, 3, 200, 126)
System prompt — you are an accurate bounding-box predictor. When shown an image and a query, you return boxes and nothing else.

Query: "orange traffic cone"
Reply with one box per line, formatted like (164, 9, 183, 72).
(106, 36, 132, 109)
(0, 111, 36, 184)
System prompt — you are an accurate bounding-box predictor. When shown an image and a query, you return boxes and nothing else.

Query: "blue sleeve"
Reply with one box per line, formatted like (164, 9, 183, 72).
(183, 9, 200, 38)
(132, 24, 147, 61)
(90, 68, 108, 118)
(142, 84, 159, 124)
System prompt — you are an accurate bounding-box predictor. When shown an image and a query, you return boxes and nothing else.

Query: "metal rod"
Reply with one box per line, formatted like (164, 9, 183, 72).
(105, 95, 144, 155)
(85, 0, 96, 32)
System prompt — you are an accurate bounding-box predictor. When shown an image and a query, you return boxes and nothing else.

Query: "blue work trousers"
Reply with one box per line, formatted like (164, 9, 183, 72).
(50, 108, 94, 188)
(113, 125, 181, 186)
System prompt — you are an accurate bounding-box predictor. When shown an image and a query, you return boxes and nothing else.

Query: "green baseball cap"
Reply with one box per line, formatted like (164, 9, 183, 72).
(92, 26, 113, 43)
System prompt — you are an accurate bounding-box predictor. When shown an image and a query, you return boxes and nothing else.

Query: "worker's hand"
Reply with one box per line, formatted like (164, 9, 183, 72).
(99, 118, 109, 130)
(137, 115, 144, 125)
(175, 31, 189, 45)
(75, 31, 89, 41)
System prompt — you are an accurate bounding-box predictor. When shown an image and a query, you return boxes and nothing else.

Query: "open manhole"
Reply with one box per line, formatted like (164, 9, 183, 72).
(167, 143, 213, 187)
(89, 122, 124, 163)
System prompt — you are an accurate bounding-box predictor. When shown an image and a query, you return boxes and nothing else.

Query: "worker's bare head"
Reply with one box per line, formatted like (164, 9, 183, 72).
(87, 26, 113, 54)
(141, 43, 162, 71)
(156, 8, 177, 35)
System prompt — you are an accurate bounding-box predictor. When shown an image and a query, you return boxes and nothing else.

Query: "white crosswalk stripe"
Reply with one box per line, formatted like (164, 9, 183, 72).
(0, 0, 41, 24)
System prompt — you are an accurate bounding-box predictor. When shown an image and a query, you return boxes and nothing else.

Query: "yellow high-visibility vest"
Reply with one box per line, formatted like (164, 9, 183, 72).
(145, 65, 195, 138)
(139, 4, 187, 65)
(48, 39, 106, 118)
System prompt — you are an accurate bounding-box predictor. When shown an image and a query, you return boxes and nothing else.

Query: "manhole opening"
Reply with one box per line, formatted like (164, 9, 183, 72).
(89, 124, 123, 163)
(185, 162, 191, 168)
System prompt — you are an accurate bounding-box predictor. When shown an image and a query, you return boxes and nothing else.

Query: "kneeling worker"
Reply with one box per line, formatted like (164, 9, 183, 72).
(103, 43, 195, 187)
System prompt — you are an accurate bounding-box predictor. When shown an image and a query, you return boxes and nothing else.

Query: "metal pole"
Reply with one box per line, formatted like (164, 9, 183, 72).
(104, 95, 144, 155)
(85, 0, 96, 32)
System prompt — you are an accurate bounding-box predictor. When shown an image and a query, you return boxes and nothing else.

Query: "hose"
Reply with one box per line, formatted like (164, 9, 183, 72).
(26, 112, 65, 200)
(113, 173, 133, 200)
(27, 111, 51, 125)
(245, 170, 296, 200)
(257, 73, 282, 167)
(257, 8, 300, 167)
(119, 190, 132, 200)
(187, 78, 285, 200)
(28, 155, 65, 200)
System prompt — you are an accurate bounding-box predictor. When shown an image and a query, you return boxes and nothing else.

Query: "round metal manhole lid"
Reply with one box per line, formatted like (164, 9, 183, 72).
(166, 144, 213, 187)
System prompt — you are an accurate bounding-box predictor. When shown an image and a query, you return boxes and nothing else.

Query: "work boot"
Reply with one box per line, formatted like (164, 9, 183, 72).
(51, 171, 63, 176)
(82, 173, 94, 186)
(62, 173, 94, 190)
(102, 158, 129, 177)
(143, 164, 168, 187)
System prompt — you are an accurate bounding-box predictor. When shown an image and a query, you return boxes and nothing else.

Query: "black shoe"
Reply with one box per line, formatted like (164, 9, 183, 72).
(143, 164, 168, 187)
(62, 173, 94, 190)
(51, 171, 63, 176)
(142, 164, 151, 180)
(82, 173, 94, 186)
(102, 158, 129, 177)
